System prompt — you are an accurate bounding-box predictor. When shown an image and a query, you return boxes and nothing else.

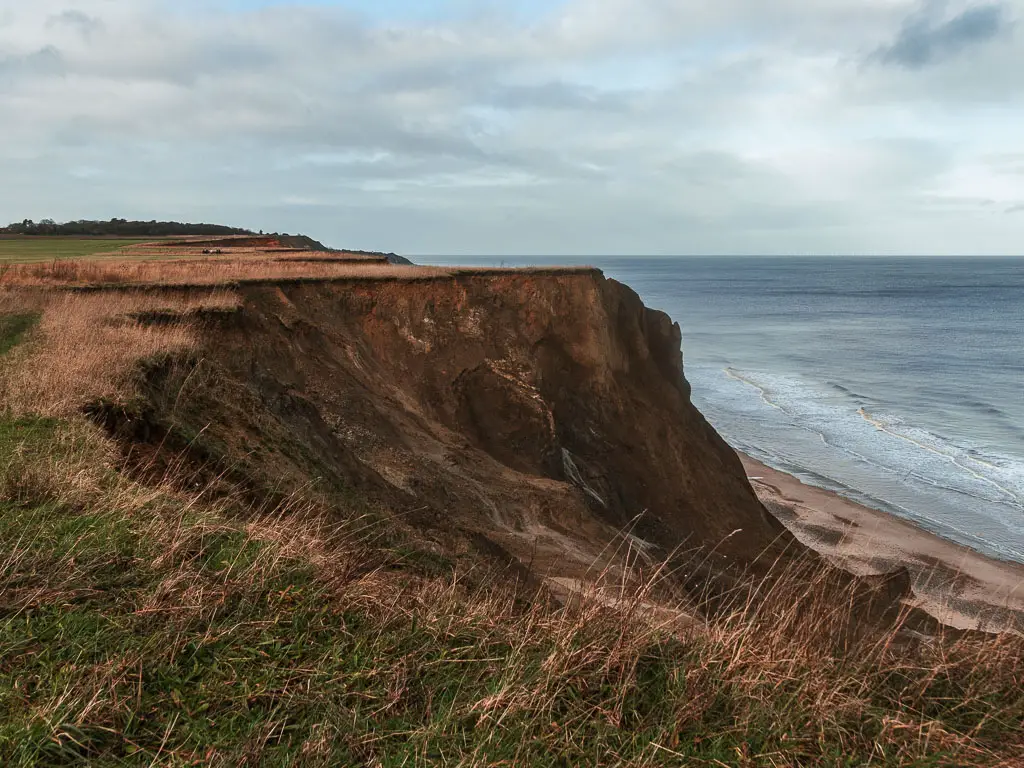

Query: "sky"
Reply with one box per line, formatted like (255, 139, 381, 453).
(0, 0, 1022, 255)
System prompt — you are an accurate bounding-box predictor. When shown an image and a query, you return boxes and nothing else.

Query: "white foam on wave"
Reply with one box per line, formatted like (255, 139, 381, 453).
(689, 365, 1024, 562)
(856, 408, 1023, 508)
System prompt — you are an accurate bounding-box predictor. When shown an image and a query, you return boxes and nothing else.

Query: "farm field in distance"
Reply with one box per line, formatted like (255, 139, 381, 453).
(0, 237, 158, 263)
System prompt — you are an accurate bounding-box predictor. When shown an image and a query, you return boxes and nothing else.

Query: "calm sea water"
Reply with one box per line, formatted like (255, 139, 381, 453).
(422, 255, 1024, 564)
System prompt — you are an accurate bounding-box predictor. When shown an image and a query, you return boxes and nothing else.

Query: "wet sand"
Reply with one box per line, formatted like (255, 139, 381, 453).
(741, 453, 1024, 632)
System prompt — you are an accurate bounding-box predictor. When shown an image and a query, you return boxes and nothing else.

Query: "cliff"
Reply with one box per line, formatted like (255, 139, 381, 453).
(105, 269, 791, 595)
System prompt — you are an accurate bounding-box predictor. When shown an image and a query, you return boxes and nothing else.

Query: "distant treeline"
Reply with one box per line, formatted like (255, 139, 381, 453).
(1, 219, 255, 237)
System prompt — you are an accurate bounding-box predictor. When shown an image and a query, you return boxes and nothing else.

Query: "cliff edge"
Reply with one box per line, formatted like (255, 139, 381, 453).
(115, 268, 791, 595)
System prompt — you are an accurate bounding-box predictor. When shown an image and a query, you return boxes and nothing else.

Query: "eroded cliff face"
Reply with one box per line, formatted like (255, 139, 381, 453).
(126, 270, 792, 593)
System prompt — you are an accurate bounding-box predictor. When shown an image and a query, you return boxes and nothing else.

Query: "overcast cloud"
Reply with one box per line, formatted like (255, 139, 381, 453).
(0, 0, 1021, 255)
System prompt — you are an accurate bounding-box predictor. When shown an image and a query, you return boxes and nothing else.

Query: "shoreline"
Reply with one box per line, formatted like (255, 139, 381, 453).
(739, 452, 1024, 632)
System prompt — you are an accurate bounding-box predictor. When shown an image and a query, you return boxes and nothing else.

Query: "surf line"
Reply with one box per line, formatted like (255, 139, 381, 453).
(722, 369, 883, 467)
(724, 368, 790, 415)
(858, 408, 1022, 508)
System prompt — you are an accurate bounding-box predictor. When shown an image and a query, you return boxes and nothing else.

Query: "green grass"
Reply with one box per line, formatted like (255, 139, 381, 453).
(0, 314, 40, 357)
(0, 238, 155, 263)
(0, 416, 59, 453)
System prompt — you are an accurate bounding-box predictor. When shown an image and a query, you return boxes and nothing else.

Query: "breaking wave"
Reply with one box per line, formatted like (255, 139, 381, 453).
(691, 365, 1024, 563)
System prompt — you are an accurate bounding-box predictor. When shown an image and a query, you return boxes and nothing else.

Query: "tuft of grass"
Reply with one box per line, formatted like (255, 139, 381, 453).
(0, 314, 40, 357)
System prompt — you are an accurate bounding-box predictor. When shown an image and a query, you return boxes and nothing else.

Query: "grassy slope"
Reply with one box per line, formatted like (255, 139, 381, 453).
(0, 239, 155, 263)
(2, 417, 1022, 767)
(0, 301, 1022, 766)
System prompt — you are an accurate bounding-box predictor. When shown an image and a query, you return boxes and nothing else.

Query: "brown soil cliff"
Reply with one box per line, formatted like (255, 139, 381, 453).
(107, 269, 791, 596)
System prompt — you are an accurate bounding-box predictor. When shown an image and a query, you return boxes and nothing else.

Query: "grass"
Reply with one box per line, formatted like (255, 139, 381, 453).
(0, 290, 239, 416)
(0, 257, 436, 287)
(0, 249, 591, 288)
(0, 314, 40, 357)
(0, 238, 155, 263)
(0, 414, 1020, 766)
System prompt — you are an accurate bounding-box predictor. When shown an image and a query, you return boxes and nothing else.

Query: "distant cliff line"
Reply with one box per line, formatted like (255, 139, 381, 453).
(1, 218, 255, 238)
(0, 218, 412, 263)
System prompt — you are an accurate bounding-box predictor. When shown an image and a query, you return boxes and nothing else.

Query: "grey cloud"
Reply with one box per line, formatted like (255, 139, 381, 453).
(989, 154, 1024, 175)
(0, 45, 65, 78)
(485, 82, 631, 112)
(1006, 203, 1024, 214)
(185, 39, 279, 79)
(92, 35, 280, 87)
(46, 10, 102, 37)
(874, 3, 1011, 69)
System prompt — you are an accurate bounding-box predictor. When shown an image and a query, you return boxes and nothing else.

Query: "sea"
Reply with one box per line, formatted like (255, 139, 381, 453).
(421, 255, 1024, 564)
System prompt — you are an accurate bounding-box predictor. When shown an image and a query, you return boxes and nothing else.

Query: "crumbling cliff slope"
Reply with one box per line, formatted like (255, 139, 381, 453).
(119, 269, 790, 593)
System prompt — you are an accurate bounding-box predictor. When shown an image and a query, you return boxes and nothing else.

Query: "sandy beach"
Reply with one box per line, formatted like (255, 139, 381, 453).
(741, 453, 1024, 633)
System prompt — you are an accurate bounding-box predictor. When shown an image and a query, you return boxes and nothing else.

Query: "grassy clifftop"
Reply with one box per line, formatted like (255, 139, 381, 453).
(0, 243, 1021, 766)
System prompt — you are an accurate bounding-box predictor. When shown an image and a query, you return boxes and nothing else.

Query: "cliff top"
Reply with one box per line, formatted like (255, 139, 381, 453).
(0, 239, 596, 289)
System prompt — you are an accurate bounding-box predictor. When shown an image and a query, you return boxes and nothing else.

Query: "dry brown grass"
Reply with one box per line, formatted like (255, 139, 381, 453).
(0, 287, 50, 316)
(0, 290, 238, 416)
(0, 257, 431, 287)
(0, 253, 592, 289)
